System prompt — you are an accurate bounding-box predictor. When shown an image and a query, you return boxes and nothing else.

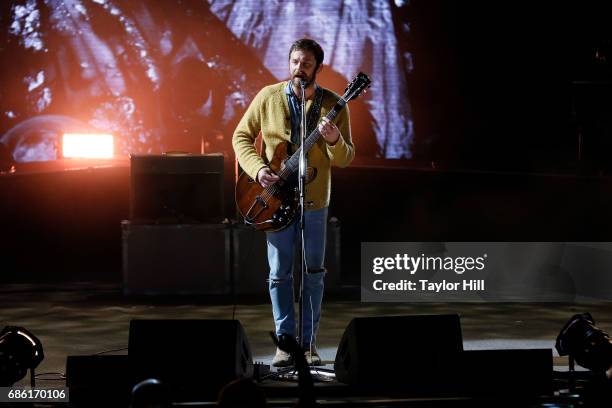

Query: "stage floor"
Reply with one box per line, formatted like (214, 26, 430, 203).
(1, 282, 610, 405)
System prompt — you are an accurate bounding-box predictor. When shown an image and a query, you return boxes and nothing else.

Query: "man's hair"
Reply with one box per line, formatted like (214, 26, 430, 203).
(288, 38, 324, 69)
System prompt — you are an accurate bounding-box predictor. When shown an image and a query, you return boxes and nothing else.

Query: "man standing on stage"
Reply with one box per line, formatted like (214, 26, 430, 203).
(232, 39, 354, 366)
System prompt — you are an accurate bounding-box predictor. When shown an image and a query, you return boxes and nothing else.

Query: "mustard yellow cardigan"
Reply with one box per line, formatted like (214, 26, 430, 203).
(232, 82, 355, 210)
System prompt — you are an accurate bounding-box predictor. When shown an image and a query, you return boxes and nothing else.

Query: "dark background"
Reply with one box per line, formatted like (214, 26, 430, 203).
(406, 1, 612, 173)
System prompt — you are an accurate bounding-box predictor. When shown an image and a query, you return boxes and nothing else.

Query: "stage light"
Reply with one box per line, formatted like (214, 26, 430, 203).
(556, 312, 612, 379)
(0, 326, 44, 387)
(62, 133, 114, 159)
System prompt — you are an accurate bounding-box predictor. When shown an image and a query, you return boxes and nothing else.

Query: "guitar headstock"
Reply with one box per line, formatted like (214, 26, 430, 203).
(343, 72, 371, 102)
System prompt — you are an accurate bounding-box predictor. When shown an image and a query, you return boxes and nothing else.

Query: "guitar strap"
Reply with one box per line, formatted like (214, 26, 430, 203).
(290, 86, 324, 153)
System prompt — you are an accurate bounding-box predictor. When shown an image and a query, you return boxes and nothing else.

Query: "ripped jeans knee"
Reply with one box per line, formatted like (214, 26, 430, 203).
(306, 267, 327, 275)
(268, 275, 292, 288)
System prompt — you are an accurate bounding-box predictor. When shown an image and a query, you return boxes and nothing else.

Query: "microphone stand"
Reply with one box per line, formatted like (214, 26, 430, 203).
(297, 80, 307, 349)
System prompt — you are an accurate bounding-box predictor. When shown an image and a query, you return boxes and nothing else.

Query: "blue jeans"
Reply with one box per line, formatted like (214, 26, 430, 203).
(266, 207, 327, 347)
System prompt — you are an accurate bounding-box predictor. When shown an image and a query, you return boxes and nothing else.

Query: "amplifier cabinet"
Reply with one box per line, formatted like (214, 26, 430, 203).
(122, 221, 230, 295)
(130, 154, 224, 223)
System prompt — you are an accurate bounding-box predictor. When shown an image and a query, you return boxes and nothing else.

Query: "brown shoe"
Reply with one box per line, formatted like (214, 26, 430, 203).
(272, 347, 293, 367)
(304, 345, 323, 366)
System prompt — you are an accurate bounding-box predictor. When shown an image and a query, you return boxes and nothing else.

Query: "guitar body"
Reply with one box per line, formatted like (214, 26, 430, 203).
(235, 142, 299, 232)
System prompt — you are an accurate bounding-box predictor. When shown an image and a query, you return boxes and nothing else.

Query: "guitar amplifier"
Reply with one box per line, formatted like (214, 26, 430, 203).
(130, 154, 223, 224)
(122, 221, 231, 295)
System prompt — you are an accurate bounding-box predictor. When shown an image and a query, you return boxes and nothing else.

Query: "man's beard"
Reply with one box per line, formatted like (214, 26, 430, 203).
(292, 71, 317, 88)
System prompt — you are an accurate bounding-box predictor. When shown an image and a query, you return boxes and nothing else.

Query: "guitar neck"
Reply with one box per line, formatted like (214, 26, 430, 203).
(282, 98, 347, 175)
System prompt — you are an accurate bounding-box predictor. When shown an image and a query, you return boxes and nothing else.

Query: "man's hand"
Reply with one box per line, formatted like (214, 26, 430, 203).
(257, 167, 280, 188)
(318, 117, 340, 145)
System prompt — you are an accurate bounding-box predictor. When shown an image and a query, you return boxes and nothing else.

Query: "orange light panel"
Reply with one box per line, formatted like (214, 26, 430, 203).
(62, 133, 114, 159)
